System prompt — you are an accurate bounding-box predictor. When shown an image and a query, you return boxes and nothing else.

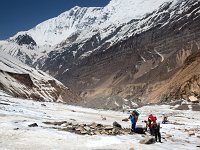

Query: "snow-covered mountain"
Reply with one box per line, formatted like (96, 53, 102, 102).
(1, 0, 200, 104)
(0, 51, 79, 103)
(0, 0, 185, 64)
(10, 0, 173, 46)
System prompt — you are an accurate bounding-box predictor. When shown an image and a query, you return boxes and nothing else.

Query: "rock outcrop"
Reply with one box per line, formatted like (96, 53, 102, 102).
(15, 34, 37, 46)
(43, 121, 130, 136)
(0, 53, 80, 103)
(147, 51, 200, 102)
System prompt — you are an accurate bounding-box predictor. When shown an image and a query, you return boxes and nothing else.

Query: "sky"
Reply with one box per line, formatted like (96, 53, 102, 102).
(0, 0, 110, 40)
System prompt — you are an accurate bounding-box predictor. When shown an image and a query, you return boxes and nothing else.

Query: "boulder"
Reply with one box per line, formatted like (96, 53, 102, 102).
(188, 131, 195, 136)
(112, 128, 119, 135)
(175, 104, 189, 110)
(72, 122, 78, 126)
(165, 134, 173, 138)
(80, 124, 86, 127)
(84, 126, 91, 131)
(101, 130, 108, 135)
(51, 121, 68, 126)
(28, 123, 38, 127)
(135, 127, 145, 134)
(70, 118, 76, 121)
(139, 136, 155, 144)
(113, 121, 122, 128)
(102, 117, 107, 120)
(108, 130, 112, 134)
(90, 122, 97, 129)
(68, 122, 73, 125)
(120, 129, 129, 135)
(189, 96, 199, 103)
(67, 125, 76, 131)
(104, 126, 113, 130)
(61, 123, 68, 127)
(94, 131, 101, 135)
(96, 123, 103, 127)
(81, 131, 87, 134)
(192, 105, 200, 111)
(76, 127, 83, 131)
(41, 104, 46, 107)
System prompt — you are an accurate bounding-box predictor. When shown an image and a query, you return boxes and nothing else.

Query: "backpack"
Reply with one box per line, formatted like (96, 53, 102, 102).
(152, 123, 158, 129)
(133, 110, 140, 116)
(135, 115, 138, 122)
(133, 110, 140, 122)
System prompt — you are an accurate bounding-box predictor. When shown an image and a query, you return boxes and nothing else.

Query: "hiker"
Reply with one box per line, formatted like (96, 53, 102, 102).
(162, 113, 168, 124)
(152, 122, 162, 143)
(148, 114, 162, 143)
(148, 114, 156, 135)
(128, 110, 139, 132)
(129, 111, 136, 132)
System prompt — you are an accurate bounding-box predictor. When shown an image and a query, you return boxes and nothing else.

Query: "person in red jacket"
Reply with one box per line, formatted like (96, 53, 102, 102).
(148, 114, 162, 143)
(148, 114, 156, 135)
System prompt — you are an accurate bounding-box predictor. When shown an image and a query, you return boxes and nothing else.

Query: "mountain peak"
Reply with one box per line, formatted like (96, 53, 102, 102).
(106, 0, 173, 20)
(9, 0, 174, 46)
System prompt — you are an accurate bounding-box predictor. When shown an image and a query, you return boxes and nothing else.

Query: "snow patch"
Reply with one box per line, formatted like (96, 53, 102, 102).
(154, 49, 164, 62)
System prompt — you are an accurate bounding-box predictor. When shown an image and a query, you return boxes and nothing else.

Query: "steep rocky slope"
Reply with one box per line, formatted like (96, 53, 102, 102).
(147, 51, 200, 102)
(0, 52, 79, 103)
(51, 0, 200, 103)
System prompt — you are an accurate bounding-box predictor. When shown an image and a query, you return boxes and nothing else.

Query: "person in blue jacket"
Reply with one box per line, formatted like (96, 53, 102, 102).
(129, 111, 137, 132)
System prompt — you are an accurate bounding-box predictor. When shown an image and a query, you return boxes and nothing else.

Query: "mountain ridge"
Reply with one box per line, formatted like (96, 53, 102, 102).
(9, 0, 174, 46)
(0, 51, 80, 103)
(1, 0, 200, 104)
